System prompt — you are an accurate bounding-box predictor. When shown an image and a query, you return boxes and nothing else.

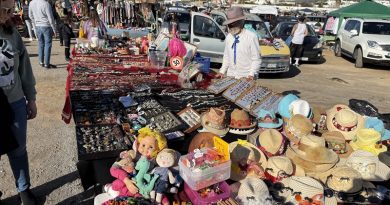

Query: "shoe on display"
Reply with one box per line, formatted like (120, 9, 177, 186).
(19, 189, 37, 205)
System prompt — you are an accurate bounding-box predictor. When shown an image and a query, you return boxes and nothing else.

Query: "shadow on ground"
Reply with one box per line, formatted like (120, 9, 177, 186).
(1, 171, 82, 205)
(259, 65, 301, 79)
(341, 56, 390, 71)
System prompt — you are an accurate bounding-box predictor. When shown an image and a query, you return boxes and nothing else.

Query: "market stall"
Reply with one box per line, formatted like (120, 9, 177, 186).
(62, 33, 390, 205)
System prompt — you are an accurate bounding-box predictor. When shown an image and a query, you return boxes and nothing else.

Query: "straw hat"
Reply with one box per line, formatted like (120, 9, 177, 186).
(284, 114, 314, 145)
(229, 109, 256, 135)
(223, 7, 246, 26)
(229, 140, 267, 181)
(326, 104, 364, 140)
(230, 177, 272, 205)
(322, 166, 364, 194)
(201, 108, 229, 136)
(312, 106, 328, 133)
(279, 176, 337, 205)
(323, 131, 353, 158)
(278, 94, 313, 119)
(188, 132, 219, 153)
(257, 109, 283, 129)
(247, 129, 287, 158)
(343, 150, 390, 181)
(365, 117, 390, 141)
(265, 156, 305, 181)
(286, 134, 339, 173)
(349, 128, 387, 156)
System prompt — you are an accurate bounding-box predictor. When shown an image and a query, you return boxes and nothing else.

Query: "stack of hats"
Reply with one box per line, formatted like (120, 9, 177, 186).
(247, 129, 287, 158)
(284, 114, 314, 145)
(350, 128, 387, 155)
(278, 94, 313, 120)
(201, 108, 229, 136)
(229, 109, 256, 135)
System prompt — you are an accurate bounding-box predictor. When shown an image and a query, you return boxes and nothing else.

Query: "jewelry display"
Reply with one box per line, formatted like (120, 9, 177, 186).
(235, 86, 272, 111)
(222, 79, 254, 102)
(76, 124, 132, 160)
(251, 93, 283, 118)
(178, 107, 202, 133)
(148, 112, 184, 133)
(207, 77, 237, 94)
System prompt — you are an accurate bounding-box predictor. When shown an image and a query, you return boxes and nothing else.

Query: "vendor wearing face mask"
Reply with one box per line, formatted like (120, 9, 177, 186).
(216, 7, 261, 80)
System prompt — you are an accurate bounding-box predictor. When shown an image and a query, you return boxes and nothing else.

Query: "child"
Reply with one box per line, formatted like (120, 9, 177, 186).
(61, 16, 76, 61)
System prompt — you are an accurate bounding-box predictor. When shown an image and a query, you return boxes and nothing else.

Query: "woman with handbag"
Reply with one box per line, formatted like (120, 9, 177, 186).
(83, 7, 107, 41)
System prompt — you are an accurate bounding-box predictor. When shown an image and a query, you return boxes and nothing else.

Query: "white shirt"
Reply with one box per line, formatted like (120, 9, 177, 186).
(292, 23, 307, 45)
(220, 29, 261, 79)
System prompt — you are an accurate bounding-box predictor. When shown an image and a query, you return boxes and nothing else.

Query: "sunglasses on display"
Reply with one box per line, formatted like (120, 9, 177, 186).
(324, 175, 381, 204)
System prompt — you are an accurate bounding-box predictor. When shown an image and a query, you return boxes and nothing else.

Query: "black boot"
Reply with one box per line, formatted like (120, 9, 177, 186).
(19, 189, 37, 205)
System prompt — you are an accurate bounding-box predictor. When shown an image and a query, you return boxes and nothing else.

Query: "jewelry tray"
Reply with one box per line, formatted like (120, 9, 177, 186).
(177, 107, 202, 133)
(76, 124, 133, 160)
(148, 111, 185, 134)
(222, 79, 254, 102)
(207, 77, 238, 94)
(250, 93, 283, 118)
(235, 85, 272, 111)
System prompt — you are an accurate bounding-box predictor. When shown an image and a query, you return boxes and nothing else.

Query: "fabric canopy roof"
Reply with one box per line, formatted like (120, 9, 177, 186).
(329, 0, 390, 20)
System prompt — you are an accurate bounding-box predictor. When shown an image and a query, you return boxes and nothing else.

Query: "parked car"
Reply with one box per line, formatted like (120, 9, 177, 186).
(272, 21, 323, 63)
(207, 10, 290, 73)
(306, 15, 327, 34)
(334, 18, 390, 68)
(161, 7, 191, 40)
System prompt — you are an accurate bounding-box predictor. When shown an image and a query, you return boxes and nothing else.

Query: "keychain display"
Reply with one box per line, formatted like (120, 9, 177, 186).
(207, 77, 237, 94)
(235, 86, 272, 111)
(222, 79, 254, 102)
(251, 93, 283, 118)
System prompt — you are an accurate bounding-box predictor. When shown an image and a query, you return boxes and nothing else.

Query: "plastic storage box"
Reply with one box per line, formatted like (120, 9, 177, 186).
(179, 155, 231, 190)
(184, 181, 231, 205)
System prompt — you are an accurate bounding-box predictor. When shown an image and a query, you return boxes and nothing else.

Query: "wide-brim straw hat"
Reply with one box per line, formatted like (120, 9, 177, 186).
(247, 129, 287, 158)
(323, 131, 353, 158)
(201, 108, 229, 136)
(223, 7, 246, 26)
(229, 109, 256, 135)
(317, 166, 364, 194)
(188, 132, 220, 153)
(265, 156, 305, 178)
(286, 135, 339, 173)
(229, 140, 267, 181)
(326, 104, 364, 141)
(342, 150, 390, 181)
(230, 177, 271, 204)
(279, 176, 337, 205)
(349, 128, 387, 156)
(284, 114, 314, 145)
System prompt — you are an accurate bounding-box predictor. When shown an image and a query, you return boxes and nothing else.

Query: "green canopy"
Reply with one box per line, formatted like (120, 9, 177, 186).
(329, 0, 390, 20)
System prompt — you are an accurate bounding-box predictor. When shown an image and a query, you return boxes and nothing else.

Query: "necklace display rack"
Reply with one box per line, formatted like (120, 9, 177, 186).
(250, 93, 284, 118)
(222, 79, 255, 102)
(207, 77, 238, 94)
(235, 85, 272, 111)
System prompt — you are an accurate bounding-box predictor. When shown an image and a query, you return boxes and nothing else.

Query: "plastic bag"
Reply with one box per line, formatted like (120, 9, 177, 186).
(285, 35, 292, 46)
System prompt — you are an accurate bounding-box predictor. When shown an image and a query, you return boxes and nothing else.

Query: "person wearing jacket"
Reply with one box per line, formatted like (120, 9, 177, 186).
(0, 0, 38, 204)
(61, 16, 75, 61)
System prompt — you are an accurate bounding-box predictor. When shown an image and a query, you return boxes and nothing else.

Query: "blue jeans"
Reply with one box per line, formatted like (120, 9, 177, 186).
(36, 26, 53, 65)
(7, 98, 30, 192)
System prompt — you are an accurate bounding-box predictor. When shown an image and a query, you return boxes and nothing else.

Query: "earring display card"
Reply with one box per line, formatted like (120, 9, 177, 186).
(222, 79, 254, 102)
(207, 77, 238, 94)
(250, 93, 283, 118)
(235, 86, 272, 111)
(177, 107, 202, 133)
(148, 111, 184, 133)
(76, 124, 133, 160)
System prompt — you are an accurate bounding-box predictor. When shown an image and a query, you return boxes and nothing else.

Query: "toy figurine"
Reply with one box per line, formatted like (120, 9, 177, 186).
(150, 148, 181, 205)
(106, 127, 168, 197)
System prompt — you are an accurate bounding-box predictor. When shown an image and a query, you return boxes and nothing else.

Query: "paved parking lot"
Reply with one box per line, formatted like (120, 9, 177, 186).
(0, 40, 389, 205)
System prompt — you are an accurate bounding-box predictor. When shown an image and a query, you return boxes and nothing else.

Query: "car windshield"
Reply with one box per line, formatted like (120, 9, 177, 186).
(244, 20, 272, 39)
(278, 23, 316, 36)
(362, 22, 390, 35)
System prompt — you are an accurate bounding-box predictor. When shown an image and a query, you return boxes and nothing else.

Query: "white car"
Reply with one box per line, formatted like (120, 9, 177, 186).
(334, 18, 390, 68)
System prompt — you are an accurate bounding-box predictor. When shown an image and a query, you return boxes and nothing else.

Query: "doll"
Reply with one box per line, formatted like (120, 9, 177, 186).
(150, 148, 180, 204)
(107, 127, 168, 197)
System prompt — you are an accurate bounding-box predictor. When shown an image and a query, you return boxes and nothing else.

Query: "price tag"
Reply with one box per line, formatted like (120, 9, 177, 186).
(170, 56, 184, 70)
(213, 137, 230, 160)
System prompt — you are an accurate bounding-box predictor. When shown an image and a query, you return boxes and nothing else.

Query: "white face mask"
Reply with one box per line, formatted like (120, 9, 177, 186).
(229, 27, 242, 36)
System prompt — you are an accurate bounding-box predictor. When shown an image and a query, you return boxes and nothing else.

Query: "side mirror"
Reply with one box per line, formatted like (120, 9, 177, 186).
(350, 30, 358, 37)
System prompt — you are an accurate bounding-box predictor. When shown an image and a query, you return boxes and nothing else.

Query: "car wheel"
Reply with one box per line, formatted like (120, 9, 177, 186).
(354, 48, 364, 68)
(334, 41, 341, 57)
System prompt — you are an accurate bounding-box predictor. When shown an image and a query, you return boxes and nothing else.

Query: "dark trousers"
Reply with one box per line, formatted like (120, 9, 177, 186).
(57, 22, 64, 44)
(290, 43, 303, 59)
(64, 38, 71, 59)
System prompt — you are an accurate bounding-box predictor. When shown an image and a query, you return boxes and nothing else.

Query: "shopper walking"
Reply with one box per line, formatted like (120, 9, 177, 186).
(22, 0, 36, 41)
(0, 0, 38, 204)
(29, 0, 57, 69)
(290, 16, 308, 67)
(216, 7, 261, 80)
(61, 16, 75, 61)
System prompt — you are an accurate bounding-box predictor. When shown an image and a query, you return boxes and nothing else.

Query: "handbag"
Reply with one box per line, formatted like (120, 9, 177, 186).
(285, 35, 292, 46)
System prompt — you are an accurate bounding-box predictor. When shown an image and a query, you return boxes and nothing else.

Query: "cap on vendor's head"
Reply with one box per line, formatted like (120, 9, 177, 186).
(298, 15, 305, 22)
(223, 7, 246, 26)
